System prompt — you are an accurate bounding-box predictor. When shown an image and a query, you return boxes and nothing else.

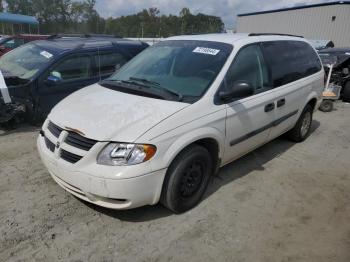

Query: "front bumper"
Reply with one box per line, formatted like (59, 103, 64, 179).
(0, 100, 26, 124)
(37, 134, 167, 210)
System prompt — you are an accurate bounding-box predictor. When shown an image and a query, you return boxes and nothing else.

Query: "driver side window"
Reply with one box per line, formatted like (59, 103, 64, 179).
(48, 55, 91, 83)
(222, 44, 271, 96)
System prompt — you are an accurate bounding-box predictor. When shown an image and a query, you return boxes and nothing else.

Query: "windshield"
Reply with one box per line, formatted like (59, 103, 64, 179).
(319, 52, 350, 68)
(105, 40, 233, 102)
(0, 43, 55, 79)
(319, 53, 337, 66)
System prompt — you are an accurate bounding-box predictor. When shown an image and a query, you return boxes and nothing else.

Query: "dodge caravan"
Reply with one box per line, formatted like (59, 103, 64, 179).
(37, 34, 324, 213)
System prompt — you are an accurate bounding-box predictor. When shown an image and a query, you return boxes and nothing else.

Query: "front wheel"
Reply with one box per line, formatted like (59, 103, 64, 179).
(160, 145, 213, 213)
(286, 105, 313, 142)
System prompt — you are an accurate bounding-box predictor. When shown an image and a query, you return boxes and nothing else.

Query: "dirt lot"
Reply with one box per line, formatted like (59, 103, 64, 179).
(1, 103, 350, 262)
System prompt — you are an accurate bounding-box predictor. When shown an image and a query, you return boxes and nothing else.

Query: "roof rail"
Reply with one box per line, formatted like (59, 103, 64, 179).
(48, 34, 122, 40)
(48, 34, 85, 39)
(249, 33, 304, 38)
(85, 34, 122, 38)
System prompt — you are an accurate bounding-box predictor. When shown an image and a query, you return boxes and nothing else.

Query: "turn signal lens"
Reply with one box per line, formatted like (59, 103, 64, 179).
(143, 144, 157, 161)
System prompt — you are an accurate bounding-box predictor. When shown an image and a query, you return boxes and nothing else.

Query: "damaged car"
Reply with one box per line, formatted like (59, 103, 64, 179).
(0, 35, 148, 126)
(318, 48, 350, 102)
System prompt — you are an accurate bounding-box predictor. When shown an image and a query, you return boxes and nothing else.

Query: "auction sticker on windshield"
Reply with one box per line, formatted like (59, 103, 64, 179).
(193, 47, 220, 56)
(40, 50, 53, 59)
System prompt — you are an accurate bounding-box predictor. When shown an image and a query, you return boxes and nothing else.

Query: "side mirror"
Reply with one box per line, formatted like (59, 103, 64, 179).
(219, 80, 255, 102)
(45, 75, 61, 86)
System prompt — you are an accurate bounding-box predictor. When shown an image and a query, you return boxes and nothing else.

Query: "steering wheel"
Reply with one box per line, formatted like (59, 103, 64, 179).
(196, 69, 216, 79)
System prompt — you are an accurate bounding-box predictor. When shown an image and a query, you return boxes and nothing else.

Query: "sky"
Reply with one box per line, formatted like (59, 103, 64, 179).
(94, 0, 334, 28)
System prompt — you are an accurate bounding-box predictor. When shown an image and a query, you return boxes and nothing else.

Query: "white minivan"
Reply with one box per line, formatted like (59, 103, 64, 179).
(37, 33, 324, 213)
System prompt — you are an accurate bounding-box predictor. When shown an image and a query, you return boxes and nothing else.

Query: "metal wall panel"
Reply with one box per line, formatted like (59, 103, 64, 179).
(237, 5, 350, 47)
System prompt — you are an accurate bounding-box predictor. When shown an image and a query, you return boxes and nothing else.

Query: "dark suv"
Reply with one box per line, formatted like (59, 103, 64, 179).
(0, 35, 148, 125)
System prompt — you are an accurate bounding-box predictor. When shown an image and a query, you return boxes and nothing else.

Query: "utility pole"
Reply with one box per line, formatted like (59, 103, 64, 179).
(141, 22, 144, 38)
(181, 19, 184, 34)
(96, 17, 99, 33)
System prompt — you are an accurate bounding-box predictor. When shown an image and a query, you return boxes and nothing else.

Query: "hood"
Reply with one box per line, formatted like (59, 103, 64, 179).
(319, 53, 350, 68)
(49, 83, 189, 142)
(0, 69, 31, 87)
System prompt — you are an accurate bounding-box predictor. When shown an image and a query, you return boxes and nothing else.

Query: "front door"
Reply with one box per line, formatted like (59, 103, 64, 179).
(37, 54, 99, 116)
(222, 44, 276, 164)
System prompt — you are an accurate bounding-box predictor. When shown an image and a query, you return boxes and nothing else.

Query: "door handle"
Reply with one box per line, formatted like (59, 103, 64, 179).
(264, 103, 275, 112)
(277, 98, 286, 108)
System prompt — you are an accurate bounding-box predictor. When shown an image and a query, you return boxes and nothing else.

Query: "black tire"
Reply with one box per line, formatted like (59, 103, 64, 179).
(343, 81, 350, 102)
(319, 100, 334, 112)
(160, 145, 213, 213)
(286, 105, 313, 143)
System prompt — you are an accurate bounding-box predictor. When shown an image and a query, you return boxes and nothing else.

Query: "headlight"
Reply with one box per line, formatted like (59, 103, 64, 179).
(97, 143, 157, 166)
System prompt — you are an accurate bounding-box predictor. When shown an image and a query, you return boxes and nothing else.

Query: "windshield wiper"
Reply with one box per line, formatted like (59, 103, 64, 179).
(102, 77, 183, 101)
(129, 77, 161, 86)
(129, 77, 183, 101)
(100, 79, 169, 100)
(104, 78, 147, 87)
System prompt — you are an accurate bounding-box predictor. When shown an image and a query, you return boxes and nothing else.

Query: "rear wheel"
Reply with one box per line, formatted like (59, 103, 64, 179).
(343, 81, 350, 102)
(160, 145, 212, 213)
(286, 105, 313, 142)
(319, 100, 334, 112)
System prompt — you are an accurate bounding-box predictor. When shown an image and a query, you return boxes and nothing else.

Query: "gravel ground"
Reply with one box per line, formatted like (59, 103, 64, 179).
(1, 102, 350, 262)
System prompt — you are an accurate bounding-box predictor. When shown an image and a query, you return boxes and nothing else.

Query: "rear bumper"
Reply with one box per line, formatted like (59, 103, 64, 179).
(37, 135, 167, 210)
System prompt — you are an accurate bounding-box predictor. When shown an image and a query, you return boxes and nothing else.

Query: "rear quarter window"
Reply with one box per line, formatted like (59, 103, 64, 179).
(261, 40, 322, 88)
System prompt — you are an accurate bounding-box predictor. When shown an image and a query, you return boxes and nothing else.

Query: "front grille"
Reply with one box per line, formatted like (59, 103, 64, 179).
(44, 137, 55, 152)
(47, 121, 63, 138)
(60, 149, 83, 164)
(65, 132, 97, 151)
(45, 121, 98, 164)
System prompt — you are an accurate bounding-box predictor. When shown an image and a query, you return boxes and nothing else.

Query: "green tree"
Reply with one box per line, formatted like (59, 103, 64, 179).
(6, 0, 34, 15)
(2, 2, 224, 36)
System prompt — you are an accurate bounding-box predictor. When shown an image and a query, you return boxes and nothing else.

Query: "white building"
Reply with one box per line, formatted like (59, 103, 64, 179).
(236, 1, 350, 47)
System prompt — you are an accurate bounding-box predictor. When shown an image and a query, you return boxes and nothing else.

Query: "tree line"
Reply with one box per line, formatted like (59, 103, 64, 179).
(1, 1, 224, 37)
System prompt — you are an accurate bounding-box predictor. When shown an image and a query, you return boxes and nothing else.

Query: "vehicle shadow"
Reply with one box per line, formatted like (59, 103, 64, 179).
(82, 120, 320, 222)
(83, 200, 173, 222)
(0, 123, 40, 137)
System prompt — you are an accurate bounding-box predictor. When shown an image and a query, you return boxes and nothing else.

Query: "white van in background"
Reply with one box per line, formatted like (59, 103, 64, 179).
(37, 33, 324, 213)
